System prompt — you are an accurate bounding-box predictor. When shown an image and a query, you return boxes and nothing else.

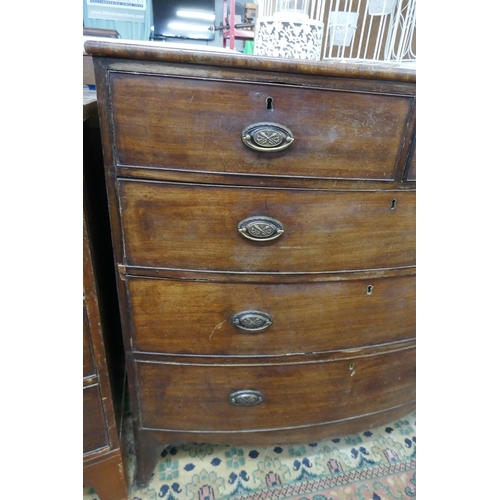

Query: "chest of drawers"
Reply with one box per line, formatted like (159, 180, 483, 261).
(85, 40, 416, 488)
(83, 94, 128, 500)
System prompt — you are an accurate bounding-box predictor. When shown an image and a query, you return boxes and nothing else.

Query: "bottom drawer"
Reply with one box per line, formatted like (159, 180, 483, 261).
(136, 346, 415, 433)
(83, 385, 108, 454)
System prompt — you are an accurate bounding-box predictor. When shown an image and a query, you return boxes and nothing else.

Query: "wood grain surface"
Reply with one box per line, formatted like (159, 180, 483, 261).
(119, 180, 416, 272)
(128, 275, 415, 356)
(110, 73, 413, 181)
(83, 385, 109, 454)
(136, 345, 416, 432)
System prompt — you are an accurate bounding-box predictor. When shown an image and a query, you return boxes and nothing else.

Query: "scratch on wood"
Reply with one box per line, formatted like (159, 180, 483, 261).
(209, 319, 226, 339)
(189, 94, 195, 103)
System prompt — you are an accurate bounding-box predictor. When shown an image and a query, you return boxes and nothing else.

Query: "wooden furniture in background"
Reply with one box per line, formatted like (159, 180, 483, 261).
(85, 40, 416, 489)
(83, 91, 128, 500)
(83, 28, 119, 86)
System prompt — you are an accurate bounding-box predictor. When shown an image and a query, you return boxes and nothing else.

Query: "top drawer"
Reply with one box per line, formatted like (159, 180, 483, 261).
(110, 73, 413, 181)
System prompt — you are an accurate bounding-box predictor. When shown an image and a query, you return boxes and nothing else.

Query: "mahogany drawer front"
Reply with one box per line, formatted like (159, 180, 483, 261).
(83, 385, 109, 454)
(136, 346, 415, 432)
(83, 305, 95, 378)
(110, 73, 413, 181)
(128, 275, 415, 356)
(119, 180, 415, 273)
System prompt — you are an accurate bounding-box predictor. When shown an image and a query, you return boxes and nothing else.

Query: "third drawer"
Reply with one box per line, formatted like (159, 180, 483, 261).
(127, 274, 415, 356)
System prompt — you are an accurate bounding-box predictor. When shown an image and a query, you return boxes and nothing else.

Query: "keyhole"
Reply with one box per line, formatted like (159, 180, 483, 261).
(266, 97, 274, 111)
(367, 285, 373, 295)
(390, 199, 398, 210)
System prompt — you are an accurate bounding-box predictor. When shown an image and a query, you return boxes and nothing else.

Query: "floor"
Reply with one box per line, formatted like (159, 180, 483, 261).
(83, 410, 416, 500)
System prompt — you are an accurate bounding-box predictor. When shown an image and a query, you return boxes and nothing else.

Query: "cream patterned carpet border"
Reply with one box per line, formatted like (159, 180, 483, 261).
(84, 411, 416, 500)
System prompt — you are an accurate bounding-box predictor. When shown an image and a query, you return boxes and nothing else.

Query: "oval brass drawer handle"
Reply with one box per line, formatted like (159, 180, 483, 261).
(242, 122, 294, 152)
(231, 310, 273, 332)
(238, 216, 284, 242)
(229, 390, 265, 406)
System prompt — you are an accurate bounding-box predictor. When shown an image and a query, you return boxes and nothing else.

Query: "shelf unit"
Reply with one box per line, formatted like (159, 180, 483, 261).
(222, 0, 254, 50)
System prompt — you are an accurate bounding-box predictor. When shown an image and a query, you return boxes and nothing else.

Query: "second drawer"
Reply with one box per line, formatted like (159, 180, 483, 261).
(128, 275, 415, 356)
(118, 180, 415, 273)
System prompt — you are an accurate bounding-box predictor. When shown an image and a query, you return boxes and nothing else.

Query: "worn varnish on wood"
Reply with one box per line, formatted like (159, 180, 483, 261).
(136, 346, 416, 432)
(110, 73, 412, 180)
(127, 275, 415, 356)
(85, 40, 416, 489)
(119, 180, 416, 272)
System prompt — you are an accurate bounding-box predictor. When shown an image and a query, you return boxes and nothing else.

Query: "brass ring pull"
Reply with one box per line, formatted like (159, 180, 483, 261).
(231, 310, 273, 332)
(238, 216, 284, 242)
(242, 122, 294, 152)
(229, 390, 265, 406)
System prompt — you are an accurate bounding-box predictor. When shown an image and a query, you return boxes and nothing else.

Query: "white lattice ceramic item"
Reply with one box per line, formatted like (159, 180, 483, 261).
(254, 16, 324, 60)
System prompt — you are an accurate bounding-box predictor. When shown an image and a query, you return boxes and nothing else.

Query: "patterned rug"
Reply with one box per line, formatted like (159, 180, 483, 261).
(84, 411, 416, 500)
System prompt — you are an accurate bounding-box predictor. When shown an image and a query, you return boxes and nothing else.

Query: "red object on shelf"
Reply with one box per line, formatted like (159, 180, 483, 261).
(222, 0, 254, 50)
